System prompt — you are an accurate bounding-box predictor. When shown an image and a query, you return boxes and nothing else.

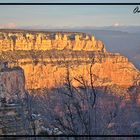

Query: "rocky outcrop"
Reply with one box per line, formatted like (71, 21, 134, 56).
(4, 52, 139, 89)
(0, 63, 25, 101)
(0, 30, 139, 90)
(0, 62, 46, 135)
(0, 31, 106, 52)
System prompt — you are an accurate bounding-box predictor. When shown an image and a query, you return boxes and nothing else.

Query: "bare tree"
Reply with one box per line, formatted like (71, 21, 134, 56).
(25, 55, 129, 138)
(47, 58, 98, 138)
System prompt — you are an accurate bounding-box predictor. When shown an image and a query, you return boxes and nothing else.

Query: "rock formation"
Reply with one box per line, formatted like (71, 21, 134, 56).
(1, 51, 138, 90)
(15, 54, 139, 89)
(0, 31, 106, 52)
(0, 63, 27, 135)
(0, 30, 140, 136)
(0, 62, 47, 135)
(0, 62, 25, 101)
(0, 30, 139, 90)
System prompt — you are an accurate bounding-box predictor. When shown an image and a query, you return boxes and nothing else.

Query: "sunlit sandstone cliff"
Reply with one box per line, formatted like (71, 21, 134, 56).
(0, 30, 140, 90)
(5, 52, 140, 90)
(0, 31, 106, 52)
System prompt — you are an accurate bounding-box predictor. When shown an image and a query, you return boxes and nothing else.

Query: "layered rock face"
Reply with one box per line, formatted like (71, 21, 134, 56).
(0, 31, 106, 52)
(0, 63, 25, 101)
(5, 52, 139, 89)
(0, 30, 139, 90)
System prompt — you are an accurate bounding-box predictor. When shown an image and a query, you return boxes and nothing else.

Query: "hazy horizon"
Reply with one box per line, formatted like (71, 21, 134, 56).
(0, 1, 140, 28)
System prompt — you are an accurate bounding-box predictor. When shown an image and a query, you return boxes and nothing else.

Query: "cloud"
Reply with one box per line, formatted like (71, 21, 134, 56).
(0, 22, 17, 29)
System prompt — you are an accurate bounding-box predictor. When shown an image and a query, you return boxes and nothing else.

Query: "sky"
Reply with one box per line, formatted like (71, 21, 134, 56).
(0, 0, 140, 28)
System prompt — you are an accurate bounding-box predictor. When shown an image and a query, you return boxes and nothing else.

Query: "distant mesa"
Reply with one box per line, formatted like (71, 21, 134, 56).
(0, 30, 106, 52)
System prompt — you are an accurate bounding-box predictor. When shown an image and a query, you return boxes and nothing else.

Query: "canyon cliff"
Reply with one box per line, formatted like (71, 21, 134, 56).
(0, 31, 106, 52)
(0, 62, 25, 101)
(8, 52, 140, 89)
(0, 30, 139, 90)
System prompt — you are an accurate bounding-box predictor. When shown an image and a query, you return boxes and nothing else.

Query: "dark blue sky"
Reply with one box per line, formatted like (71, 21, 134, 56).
(0, 0, 139, 28)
